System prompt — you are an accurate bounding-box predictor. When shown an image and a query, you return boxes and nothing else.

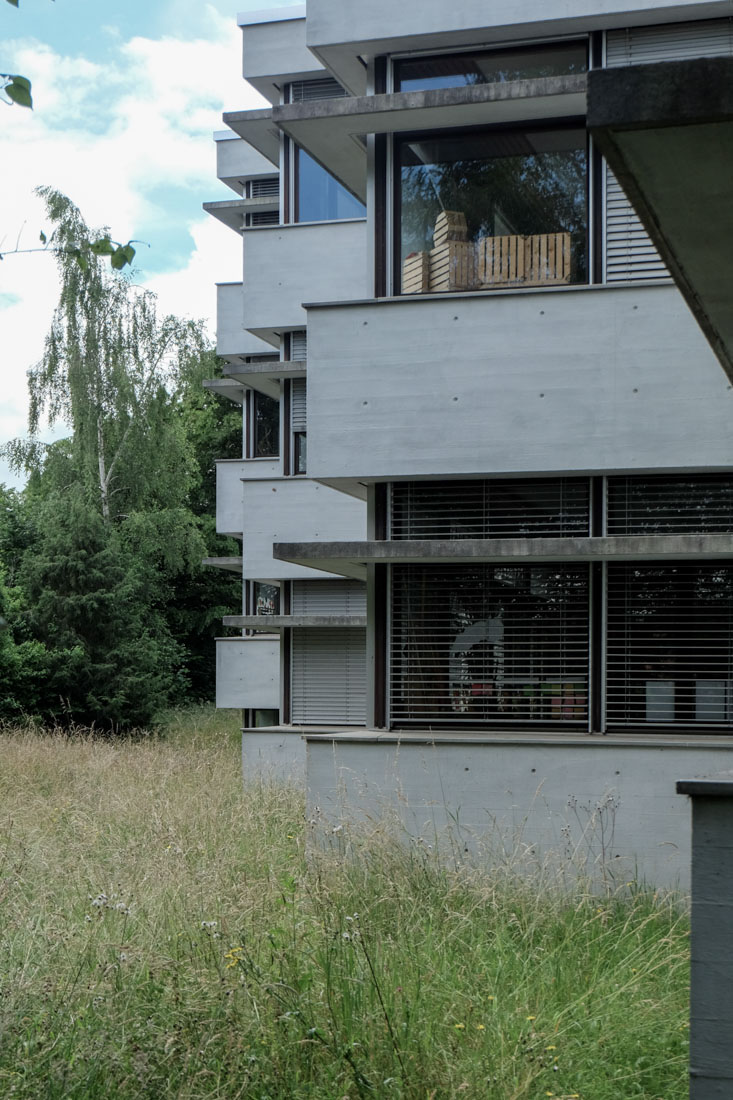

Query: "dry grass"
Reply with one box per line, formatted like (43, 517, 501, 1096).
(0, 708, 690, 1099)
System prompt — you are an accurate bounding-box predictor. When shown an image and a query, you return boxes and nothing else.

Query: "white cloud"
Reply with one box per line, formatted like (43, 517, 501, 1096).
(0, 9, 265, 486)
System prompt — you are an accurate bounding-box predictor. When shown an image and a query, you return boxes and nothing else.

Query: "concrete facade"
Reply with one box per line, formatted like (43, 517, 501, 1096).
(308, 734, 733, 890)
(206, 2, 733, 886)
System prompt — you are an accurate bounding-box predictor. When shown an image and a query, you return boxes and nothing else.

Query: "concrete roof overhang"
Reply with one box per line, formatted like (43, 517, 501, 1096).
(272, 74, 587, 202)
(274, 533, 733, 581)
(588, 56, 733, 384)
(223, 108, 280, 166)
(305, 2, 728, 97)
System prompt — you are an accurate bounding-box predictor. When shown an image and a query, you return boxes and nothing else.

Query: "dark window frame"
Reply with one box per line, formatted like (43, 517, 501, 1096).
(392, 116, 591, 297)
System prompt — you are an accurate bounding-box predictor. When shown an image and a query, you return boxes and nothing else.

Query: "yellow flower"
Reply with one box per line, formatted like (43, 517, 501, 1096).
(487, 995, 495, 1001)
(476, 1024, 485, 1031)
(545, 1045, 556, 1051)
(527, 1016, 536, 1021)
(454, 1023, 465, 1030)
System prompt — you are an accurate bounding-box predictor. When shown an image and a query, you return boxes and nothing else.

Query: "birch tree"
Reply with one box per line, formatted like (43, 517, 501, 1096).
(6, 188, 206, 522)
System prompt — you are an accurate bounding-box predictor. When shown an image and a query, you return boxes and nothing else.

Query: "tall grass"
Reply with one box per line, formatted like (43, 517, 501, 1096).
(0, 709, 689, 1099)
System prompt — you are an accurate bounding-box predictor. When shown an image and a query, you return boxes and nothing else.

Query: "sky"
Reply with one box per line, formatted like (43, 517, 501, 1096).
(0, 0, 294, 487)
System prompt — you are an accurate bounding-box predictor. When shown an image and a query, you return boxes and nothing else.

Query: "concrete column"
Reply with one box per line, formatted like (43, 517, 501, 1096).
(677, 775, 733, 1099)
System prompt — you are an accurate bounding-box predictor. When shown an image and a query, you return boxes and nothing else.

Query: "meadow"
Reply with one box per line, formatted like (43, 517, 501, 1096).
(0, 708, 689, 1099)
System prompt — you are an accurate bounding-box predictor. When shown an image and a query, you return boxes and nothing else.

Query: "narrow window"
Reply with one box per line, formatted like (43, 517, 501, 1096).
(251, 391, 279, 458)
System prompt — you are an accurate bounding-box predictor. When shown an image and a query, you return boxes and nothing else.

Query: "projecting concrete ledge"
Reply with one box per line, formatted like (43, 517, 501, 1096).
(223, 615, 367, 630)
(588, 58, 733, 131)
(274, 534, 733, 573)
(677, 773, 733, 797)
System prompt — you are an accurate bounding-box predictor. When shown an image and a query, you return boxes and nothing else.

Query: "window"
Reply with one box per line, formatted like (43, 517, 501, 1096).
(398, 125, 587, 294)
(386, 475, 733, 731)
(249, 391, 279, 458)
(391, 563, 589, 725)
(290, 378, 307, 475)
(293, 145, 366, 223)
(253, 581, 280, 618)
(394, 41, 587, 92)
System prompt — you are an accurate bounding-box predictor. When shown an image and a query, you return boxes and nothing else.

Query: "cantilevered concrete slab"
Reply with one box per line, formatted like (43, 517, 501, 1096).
(222, 615, 367, 630)
(274, 533, 733, 579)
(223, 108, 280, 166)
(221, 359, 305, 400)
(272, 74, 587, 201)
(588, 57, 733, 383)
(203, 195, 278, 234)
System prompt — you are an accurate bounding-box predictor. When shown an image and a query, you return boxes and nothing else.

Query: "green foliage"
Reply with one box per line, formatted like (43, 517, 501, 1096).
(1, 72, 32, 107)
(0, 192, 241, 723)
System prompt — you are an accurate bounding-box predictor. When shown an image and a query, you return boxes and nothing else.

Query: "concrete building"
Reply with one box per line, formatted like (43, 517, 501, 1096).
(206, 1, 733, 886)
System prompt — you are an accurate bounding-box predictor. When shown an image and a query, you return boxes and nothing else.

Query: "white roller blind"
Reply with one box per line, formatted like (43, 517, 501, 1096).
(292, 580, 366, 615)
(291, 628, 367, 724)
(291, 379, 307, 432)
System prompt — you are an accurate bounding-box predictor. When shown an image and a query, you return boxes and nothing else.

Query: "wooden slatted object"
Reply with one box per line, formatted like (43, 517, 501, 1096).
(432, 210, 469, 246)
(524, 232, 571, 286)
(429, 240, 477, 291)
(402, 251, 431, 294)
(477, 231, 572, 288)
(476, 234, 526, 286)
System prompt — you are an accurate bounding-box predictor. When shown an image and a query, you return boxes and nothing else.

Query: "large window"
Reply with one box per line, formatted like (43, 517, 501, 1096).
(398, 126, 587, 294)
(387, 475, 733, 732)
(391, 563, 589, 726)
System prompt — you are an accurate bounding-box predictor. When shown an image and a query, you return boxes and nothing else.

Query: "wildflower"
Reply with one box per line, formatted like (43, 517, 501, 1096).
(454, 1023, 465, 1030)
(342, 932, 351, 940)
(287, 834, 294, 839)
(201, 921, 217, 930)
(545, 1045, 556, 1051)
(526, 1016, 536, 1021)
(476, 1024, 485, 1031)
(487, 995, 495, 1002)
(119, 952, 127, 962)
(84, 915, 92, 923)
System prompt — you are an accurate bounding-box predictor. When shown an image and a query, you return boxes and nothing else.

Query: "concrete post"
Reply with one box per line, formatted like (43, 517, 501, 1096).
(677, 775, 733, 1099)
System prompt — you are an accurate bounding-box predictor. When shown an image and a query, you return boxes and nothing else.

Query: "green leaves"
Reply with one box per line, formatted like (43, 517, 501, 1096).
(4, 0, 20, 8)
(2, 73, 33, 108)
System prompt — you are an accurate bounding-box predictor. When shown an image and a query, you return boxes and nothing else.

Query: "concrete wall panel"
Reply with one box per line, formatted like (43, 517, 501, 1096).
(243, 221, 367, 334)
(216, 636, 279, 709)
(242, 729, 307, 783)
(216, 459, 281, 536)
(217, 283, 277, 358)
(307, 284, 733, 482)
(306, 736, 733, 889)
(242, 478, 366, 580)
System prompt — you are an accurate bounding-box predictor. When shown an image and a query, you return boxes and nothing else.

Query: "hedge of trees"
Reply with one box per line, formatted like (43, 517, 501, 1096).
(0, 191, 240, 730)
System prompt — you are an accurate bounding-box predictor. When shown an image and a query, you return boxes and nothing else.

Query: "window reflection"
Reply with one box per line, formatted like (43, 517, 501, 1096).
(253, 392, 279, 458)
(399, 127, 587, 293)
(395, 42, 587, 92)
(295, 147, 366, 222)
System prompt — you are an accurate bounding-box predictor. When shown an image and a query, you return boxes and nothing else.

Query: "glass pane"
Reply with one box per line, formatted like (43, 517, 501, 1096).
(253, 392, 279, 457)
(296, 148, 366, 222)
(395, 42, 587, 92)
(399, 127, 587, 293)
(254, 582, 280, 617)
(294, 432, 307, 474)
(254, 709, 279, 727)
